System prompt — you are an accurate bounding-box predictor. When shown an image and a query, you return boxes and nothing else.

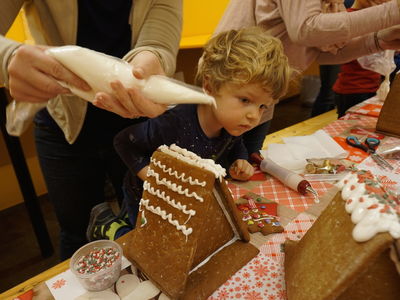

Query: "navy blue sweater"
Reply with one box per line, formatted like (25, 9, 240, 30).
(114, 104, 248, 174)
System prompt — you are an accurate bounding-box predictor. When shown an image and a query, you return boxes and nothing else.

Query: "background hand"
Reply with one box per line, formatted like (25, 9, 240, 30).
(7, 44, 90, 103)
(377, 25, 400, 50)
(229, 159, 255, 181)
(93, 51, 167, 118)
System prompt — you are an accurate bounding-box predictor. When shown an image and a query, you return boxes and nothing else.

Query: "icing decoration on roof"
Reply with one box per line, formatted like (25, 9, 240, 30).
(159, 144, 226, 180)
(336, 170, 400, 242)
(147, 167, 204, 202)
(143, 181, 196, 222)
(139, 199, 193, 237)
(150, 157, 207, 187)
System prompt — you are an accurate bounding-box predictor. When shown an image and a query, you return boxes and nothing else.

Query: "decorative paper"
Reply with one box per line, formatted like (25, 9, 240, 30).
(209, 252, 286, 300)
(332, 136, 368, 163)
(46, 269, 87, 300)
(357, 156, 400, 193)
(209, 213, 316, 300)
(249, 177, 333, 212)
(345, 96, 383, 117)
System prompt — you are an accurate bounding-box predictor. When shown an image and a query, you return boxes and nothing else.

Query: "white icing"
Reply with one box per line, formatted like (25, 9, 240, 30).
(139, 199, 193, 237)
(147, 168, 204, 202)
(150, 157, 206, 187)
(140, 210, 147, 227)
(336, 172, 400, 242)
(143, 181, 196, 218)
(158, 144, 226, 180)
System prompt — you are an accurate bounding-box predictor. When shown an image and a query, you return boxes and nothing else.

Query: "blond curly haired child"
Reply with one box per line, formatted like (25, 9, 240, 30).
(87, 26, 292, 241)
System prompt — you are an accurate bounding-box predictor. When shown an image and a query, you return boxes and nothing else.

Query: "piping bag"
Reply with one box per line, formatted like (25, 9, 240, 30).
(45, 46, 216, 106)
(250, 153, 319, 202)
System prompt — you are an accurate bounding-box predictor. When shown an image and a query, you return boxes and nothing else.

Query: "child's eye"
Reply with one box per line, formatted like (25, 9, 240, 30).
(240, 98, 250, 104)
(260, 104, 268, 110)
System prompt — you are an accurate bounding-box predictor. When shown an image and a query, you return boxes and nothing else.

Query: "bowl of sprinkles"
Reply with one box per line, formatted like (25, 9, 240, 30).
(70, 240, 122, 291)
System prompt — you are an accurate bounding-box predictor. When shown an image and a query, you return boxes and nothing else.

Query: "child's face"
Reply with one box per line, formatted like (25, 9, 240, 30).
(211, 82, 274, 137)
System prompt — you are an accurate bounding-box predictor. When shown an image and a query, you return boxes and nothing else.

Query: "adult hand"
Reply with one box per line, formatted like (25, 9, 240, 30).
(229, 159, 255, 181)
(377, 25, 400, 50)
(7, 44, 91, 103)
(93, 51, 168, 119)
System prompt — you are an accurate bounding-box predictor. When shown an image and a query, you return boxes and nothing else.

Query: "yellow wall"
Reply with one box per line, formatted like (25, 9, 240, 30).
(180, 0, 230, 48)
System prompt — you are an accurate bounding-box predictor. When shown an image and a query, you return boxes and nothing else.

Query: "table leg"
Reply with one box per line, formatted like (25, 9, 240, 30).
(0, 88, 53, 258)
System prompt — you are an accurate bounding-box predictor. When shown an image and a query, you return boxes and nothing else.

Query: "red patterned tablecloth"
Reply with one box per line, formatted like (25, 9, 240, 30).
(210, 111, 398, 300)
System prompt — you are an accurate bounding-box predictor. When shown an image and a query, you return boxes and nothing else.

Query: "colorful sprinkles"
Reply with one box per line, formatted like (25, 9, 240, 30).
(75, 247, 120, 275)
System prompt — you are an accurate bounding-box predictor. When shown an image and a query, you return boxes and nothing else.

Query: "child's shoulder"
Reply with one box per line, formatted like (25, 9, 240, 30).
(163, 104, 198, 119)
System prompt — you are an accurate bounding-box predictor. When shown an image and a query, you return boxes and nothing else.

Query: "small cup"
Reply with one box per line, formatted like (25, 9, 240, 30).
(70, 240, 122, 291)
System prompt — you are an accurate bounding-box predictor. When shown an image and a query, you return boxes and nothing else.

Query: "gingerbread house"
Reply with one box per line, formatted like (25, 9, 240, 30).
(285, 170, 400, 300)
(125, 144, 259, 300)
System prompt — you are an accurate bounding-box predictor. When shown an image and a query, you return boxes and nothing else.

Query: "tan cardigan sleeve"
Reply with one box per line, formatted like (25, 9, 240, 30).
(0, 0, 25, 87)
(124, 0, 182, 76)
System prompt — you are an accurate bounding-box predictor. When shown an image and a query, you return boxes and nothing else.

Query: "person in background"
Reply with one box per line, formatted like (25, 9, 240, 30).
(86, 27, 292, 241)
(390, 51, 400, 84)
(333, 0, 384, 118)
(0, 0, 182, 260)
(310, 64, 341, 117)
(215, 0, 400, 151)
(310, 0, 355, 117)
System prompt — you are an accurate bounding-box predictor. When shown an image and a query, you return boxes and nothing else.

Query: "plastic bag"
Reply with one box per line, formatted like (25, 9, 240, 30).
(303, 158, 356, 182)
(376, 144, 400, 160)
(357, 50, 396, 101)
(6, 101, 46, 136)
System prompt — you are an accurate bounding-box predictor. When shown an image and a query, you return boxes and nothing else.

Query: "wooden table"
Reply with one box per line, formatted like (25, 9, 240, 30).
(1, 110, 337, 300)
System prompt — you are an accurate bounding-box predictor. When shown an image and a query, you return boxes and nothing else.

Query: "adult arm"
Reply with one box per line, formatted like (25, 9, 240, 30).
(271, 0, 399, 47)
(0, 1, 90, 102)
(124, 0, 182, 77)
(93, 0, 182, 118)
(316, 24, 400, 65)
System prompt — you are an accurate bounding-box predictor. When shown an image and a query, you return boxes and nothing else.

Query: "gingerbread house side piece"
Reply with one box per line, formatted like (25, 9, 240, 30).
(127, 147, 253, 299)
(285, 192, 400, 300)
(189, 177, 251, 270)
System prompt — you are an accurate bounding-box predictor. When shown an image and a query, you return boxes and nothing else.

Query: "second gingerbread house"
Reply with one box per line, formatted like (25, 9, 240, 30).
(285, 170, 400, 300)
(126, 144, 259, 299)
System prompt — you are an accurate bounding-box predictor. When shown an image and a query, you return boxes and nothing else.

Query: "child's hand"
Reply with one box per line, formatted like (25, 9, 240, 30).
(229, 159, 255, 181)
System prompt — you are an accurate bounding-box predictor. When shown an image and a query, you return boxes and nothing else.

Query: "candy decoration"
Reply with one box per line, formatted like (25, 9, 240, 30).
(75, 247, 120, 275)
(236, 192, 283, 236)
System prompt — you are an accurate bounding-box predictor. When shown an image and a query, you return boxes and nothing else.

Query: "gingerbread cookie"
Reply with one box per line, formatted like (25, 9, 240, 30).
(237, 192, 284, 235)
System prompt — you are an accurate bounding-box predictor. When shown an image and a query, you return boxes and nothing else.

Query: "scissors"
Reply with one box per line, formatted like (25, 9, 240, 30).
(346, 136, 393, 170)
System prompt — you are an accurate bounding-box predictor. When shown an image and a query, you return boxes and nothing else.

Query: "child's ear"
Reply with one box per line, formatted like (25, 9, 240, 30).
(202, 76, 213, 95)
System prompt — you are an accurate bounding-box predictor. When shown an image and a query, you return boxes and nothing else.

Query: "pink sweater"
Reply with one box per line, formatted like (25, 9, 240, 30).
(216, 0, 400, 72)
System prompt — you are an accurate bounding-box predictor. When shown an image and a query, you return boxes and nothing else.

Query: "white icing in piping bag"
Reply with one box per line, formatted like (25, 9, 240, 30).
(46, 46, 216, 106)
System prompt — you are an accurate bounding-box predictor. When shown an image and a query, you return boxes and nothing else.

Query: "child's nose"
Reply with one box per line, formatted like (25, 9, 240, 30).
(246, 107, 261, 120)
